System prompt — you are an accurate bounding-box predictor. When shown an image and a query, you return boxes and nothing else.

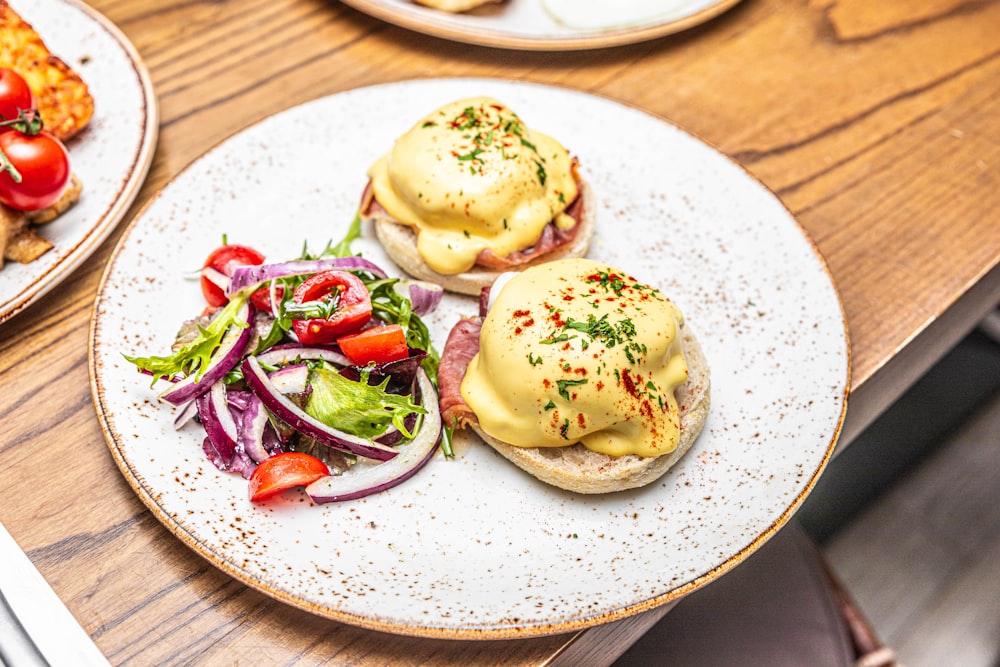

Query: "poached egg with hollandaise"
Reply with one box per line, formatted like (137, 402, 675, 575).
(461, 258, 691, 459)
(366, 97, 581, 277)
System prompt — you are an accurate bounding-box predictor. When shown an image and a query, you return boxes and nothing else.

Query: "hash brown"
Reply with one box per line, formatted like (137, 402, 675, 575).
(0, 0, 94, 140)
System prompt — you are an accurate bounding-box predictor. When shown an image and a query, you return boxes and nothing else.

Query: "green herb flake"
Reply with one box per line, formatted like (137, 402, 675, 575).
(556, 378, 588, 401)
(540, 332, 574, 345)
(534, 159, 547, 186)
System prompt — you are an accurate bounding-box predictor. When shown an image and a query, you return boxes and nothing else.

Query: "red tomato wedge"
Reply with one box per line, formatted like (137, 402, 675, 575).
(200, 243, 266, 307)
(338, 324, 409, 365)
(248, 452, 330, 502)
(291, 270, 372, 344)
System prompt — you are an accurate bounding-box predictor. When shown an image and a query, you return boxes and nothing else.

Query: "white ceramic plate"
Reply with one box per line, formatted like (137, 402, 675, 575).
(0, 0, 157, 325)
(90, 78, 849, 639)
(339, 0, 743, 50)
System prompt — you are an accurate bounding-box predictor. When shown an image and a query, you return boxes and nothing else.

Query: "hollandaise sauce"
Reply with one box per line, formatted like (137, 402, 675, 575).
(367, 97, 578, 274)
(461, 259, 689, 458)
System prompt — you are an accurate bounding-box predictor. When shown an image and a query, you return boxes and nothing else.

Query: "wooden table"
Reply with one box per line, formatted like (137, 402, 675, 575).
(2, 0, 998, 664)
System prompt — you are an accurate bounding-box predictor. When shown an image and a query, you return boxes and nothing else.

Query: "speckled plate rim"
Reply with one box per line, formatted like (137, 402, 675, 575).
(0, 0, 158, 325)
(338, 0, 744, 51)
(88, 77, 850, 639)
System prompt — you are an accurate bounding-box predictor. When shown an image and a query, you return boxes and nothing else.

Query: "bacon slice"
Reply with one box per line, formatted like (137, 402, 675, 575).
(437, 316, 483, 429)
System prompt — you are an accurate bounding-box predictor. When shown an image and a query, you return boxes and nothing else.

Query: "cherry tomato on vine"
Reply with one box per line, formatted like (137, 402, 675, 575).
(291, 270, 372, 345)
(0, 130, 70, 211)
(0, 68, 34, 126)
(200, 243, 266, 307)
(248, 452, 330, 502)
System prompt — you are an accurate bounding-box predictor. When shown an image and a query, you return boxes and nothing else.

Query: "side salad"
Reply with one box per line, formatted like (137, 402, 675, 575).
(124, 222, 450, 504)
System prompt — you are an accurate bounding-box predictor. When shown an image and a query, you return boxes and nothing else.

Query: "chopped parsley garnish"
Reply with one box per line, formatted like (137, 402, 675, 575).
(540, 332, 574, 345)
(440, 102, 547, 185)
(586, 270, 628, 296)
(457, 147, 485, 162)
(534, 159, 547, 186)
(557, 313, 639, 355)
(556, 378, 588, 401)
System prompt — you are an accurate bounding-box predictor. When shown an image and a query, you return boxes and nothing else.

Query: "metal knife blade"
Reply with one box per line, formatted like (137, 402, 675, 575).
(0, 523, 109, 666)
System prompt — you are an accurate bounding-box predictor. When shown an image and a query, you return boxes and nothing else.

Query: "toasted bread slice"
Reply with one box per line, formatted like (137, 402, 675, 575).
(471, 324, 711, 494)
(372, 178, 596, 296)
(1, 203, 51, 265)
(25, 172, 82, 224)
(0, 0, 94, 140)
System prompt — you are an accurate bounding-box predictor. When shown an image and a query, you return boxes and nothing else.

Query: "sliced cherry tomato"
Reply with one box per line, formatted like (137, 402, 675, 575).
(250, 284, 283, 313)
(248, 452, 330, 502)
(337, 324, 409, 365)
(200, 243, 265, 307)
(0, 68, 34, 126)
(291, 270, 372, 344)
(0, 130, 70, 211)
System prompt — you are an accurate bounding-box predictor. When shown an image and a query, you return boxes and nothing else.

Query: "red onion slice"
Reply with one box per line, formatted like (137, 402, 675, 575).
(306, 367, 441, 503)
(159, 302, 254, 406)
(255, 345, 350, 369)
(226, 257, 388, 296)
(397, 280, 444, 316)
(267, 363, 310, 394)
(173, 400, 198, 430)
(239, 394, 272, 463)
(196, 381, 237, 464)
(201, 266, 229, 291)
(241, 356, 398, 462)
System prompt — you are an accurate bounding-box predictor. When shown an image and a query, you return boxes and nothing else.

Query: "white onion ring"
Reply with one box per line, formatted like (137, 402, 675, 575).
(241, 356, 399, 462)
(306, 367, 441, 503)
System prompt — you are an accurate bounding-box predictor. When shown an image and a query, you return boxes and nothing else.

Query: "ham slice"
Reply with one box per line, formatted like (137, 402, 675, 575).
(472, 192, 584, 269)
(437, 316, 483, 428)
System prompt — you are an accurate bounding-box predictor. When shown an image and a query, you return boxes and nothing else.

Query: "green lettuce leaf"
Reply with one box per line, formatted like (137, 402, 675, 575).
(304, 364, 425, 439)
(123, 295, 250, 384)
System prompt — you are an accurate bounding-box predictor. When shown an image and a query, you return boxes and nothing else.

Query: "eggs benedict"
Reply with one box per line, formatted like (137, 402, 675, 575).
(361, 97, 594, 295)
(438, 258, 711, 493)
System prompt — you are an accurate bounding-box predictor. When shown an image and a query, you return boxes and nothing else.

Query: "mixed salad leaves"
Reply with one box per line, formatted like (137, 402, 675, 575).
(124, 217, 450, 504)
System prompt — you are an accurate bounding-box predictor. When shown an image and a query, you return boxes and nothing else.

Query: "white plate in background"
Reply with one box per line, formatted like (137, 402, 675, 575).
(0, 0, 157, 324)
(339, 0, 744, 50)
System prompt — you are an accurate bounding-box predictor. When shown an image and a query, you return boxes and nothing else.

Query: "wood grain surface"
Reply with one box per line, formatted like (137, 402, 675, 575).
(0, 0, 998, 664)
